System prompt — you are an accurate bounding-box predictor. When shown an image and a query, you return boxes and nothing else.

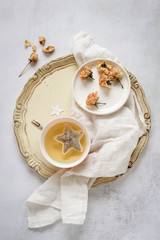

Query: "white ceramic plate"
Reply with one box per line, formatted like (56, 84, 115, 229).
(72, 59, 131, 115)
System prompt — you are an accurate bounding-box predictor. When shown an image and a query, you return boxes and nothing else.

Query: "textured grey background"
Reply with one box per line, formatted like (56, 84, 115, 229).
(0, 0, 159, 239)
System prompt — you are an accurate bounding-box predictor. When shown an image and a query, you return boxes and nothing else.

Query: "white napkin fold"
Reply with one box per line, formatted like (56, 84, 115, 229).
(26, 31, 146, 228)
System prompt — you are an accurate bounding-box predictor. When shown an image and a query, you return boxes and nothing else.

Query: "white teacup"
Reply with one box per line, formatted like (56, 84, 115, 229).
(32, 117, 90, 168)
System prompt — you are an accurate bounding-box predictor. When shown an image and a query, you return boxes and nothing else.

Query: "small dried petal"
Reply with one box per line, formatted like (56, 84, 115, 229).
(28, 52, 38, 62)
(42, 46, 55, 53)
(32, 45, 37, 52)
(39, 37, 46, 45)
(25, 40, 31, 47)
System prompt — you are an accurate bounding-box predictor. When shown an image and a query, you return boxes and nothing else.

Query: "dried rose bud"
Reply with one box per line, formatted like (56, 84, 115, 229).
(109, 68, 123, 88)
(39, 37, 46, 45)
(86, 91, 99, 106)
(99, 74, 112, 88)
(24, 40, 31, 47)
(32, 45, 37, 52)
(80, 66, 94, 80)
(28, 52, 38, 62)
(109, 68, 123, 80)
(96, 61, 112, 74)
(42, 46, 55, 53)
(86, 91, 106, 108)
(19, 52, 38, 77)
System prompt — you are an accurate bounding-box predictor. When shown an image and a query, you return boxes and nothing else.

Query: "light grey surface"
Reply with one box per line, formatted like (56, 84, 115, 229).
(0, 0, 159, 239)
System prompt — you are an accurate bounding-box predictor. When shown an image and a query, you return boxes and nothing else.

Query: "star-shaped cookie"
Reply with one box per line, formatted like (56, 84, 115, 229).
(54, 124, 84, 154)
(51, 104, 64, 117)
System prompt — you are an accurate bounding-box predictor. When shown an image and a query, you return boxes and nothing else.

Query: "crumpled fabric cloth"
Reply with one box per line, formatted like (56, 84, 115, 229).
(26, 31, 146, 228)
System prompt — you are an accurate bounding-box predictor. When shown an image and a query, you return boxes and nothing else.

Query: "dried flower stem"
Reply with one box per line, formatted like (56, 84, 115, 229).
(18, 61, 32, 77)
(95, 102, 106, 108)
(115, 77, 124, 89)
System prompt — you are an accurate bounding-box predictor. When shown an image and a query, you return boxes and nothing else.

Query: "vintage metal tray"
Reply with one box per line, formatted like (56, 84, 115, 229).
(13, 54, 151, 188)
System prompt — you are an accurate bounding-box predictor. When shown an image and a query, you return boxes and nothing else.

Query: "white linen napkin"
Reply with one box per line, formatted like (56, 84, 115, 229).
(26, 31, 146, 228)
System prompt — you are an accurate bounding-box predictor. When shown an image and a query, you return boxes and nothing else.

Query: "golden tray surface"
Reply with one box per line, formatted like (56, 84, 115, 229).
(13, 54, 151, 188)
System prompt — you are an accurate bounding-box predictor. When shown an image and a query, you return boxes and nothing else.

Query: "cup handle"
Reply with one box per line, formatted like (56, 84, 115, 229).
(31, 120, 43, 130)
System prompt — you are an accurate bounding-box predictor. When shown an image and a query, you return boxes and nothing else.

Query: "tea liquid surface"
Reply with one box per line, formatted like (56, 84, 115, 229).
(44, 122, 87, 163)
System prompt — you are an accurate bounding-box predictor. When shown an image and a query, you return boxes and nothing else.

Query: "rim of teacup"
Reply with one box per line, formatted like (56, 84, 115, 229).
(40, 117, 90, 168)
